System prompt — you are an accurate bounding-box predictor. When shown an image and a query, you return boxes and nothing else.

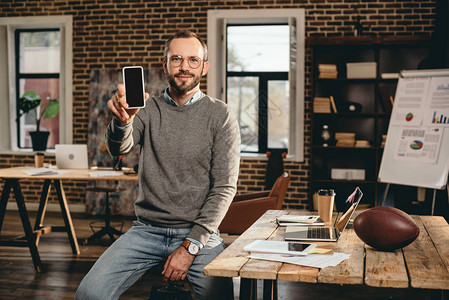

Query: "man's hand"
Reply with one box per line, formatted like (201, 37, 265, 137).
(162, 246, 195, 282)
(107, 83, 149, 126)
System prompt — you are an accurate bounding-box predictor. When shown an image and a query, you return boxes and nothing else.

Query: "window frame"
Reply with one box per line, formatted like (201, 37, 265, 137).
(0, 16, 73, 153)
(207, 9, 305, 161)
(226, 23, 289, 154)
(227, 71, 289, 153)
(15, 28, 61, 149)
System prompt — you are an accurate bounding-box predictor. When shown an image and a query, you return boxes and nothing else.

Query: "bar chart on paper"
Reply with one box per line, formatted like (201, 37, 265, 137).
(432, 111, 449, 124)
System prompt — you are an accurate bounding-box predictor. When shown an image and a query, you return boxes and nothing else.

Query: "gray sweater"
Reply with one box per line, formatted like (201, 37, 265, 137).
(106, 94, 241, 245)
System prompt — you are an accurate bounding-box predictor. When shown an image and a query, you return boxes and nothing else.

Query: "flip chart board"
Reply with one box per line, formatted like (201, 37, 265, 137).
(378, 69, 449, 189)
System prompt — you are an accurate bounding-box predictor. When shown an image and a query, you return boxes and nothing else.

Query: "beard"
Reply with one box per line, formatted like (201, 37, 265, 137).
(167, 68, 203, 95)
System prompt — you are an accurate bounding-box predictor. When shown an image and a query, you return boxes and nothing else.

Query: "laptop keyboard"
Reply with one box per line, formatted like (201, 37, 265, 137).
(307, 227, 331, 239)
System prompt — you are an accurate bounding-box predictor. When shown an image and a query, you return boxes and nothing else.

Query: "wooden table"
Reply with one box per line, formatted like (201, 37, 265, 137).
(204, 210, 449, 300)
(0, 166, 137, 272)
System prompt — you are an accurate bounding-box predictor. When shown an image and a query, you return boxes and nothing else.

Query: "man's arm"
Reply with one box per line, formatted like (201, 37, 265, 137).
(105, 83, 149, 156)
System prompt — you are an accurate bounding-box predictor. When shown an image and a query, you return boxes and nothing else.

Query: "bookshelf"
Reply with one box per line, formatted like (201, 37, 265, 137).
(309, 36, 430, 210)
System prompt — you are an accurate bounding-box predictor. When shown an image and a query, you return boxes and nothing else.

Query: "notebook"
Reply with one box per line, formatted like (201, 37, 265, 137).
(285, 187, 363, 242)
(55, 144, 89, 169)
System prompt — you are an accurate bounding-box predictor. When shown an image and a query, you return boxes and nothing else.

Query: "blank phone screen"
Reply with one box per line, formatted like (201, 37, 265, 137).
(123, 67, 145, 108)
(288, 242, 312, 252)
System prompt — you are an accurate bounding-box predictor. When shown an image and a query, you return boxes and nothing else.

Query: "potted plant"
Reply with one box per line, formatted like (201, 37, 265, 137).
(17, 91, 59, 151)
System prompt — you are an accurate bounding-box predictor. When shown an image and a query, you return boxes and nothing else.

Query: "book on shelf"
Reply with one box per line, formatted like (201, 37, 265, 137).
(335, 132, 356, 140)
(381, 73, 399, 79)
(355, 140, 371, 148)
(313, 97, 331, 113)
(336, 140, 356, 147)
(335, 132, 356, 147)
(330, 96, 338, 113)
(276, 215, 325, 226)
(243, 240, 316, 256)
(318, 64, 338, 79)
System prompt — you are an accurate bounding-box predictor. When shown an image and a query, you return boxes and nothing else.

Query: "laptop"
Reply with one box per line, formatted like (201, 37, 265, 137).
(285, 187, 363, 242)
(55, 144, 89, 169)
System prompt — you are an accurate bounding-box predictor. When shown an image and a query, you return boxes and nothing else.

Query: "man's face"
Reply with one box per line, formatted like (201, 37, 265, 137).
(164, 37, 209, 95)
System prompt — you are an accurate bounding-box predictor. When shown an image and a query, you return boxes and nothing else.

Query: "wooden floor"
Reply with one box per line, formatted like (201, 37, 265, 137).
(0, 211, 438, 300)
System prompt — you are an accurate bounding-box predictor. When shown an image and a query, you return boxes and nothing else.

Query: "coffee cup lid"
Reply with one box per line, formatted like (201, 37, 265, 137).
(317, 189, 335, 196)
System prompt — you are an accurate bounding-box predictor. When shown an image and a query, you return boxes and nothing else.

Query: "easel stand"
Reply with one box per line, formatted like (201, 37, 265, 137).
(380, 182, 449, 216)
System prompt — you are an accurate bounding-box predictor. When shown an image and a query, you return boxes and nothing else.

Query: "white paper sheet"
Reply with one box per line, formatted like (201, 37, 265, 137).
(391, 77, 430, 126)
(423, 76, 449, 126)
(248, 252, 350, 269)
(393, 126, 443, 164)
(22, 168, 71, 176)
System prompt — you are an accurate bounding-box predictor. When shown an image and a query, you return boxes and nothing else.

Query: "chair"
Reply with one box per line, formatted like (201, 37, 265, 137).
(219, 172, 291, 235)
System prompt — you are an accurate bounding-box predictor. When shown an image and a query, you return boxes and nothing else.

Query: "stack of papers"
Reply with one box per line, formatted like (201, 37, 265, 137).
(249, 252, 350, 269)
(244, 240, 316, 256)
(276, 215, 324, 226)
(22, 168, 59, 176)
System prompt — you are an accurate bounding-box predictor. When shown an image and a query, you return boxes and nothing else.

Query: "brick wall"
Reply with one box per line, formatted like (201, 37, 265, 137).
(0, 0, 436, 211)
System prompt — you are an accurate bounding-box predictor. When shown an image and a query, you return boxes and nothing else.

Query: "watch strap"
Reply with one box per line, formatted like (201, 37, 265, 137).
(182, 240, 191, 251)
(182, 239, 200, 255)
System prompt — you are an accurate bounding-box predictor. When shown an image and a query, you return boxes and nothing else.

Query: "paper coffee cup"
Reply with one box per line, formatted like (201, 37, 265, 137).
(316, 189, 335, 224)
(34, 153, 45, 168)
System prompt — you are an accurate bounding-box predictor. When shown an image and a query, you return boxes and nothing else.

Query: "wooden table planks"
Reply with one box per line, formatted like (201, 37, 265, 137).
(204, 209, 449, 296)
(403, 216, 449, 290)
(204, 210, 286, 278)
(364, 247, 409, 288)
(318, 229, 365, 285)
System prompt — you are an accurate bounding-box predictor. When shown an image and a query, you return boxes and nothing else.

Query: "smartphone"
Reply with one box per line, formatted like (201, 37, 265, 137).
(122, 66, 145, 108)
(288, 242, 314, 252)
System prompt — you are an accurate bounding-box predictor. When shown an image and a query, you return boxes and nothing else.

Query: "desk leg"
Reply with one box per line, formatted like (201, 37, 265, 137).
(34, 179, 51, 245)
(53, 180, 80, 255)
(0, 180, 12, 233)
(240, 278, 257, 300)
(34, 179, 51, 229)
(263, 279, 277, 300)
(10, 179, 43, 272)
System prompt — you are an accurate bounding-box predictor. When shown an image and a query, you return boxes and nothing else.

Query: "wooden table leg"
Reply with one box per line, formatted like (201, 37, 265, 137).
(240, 278, 257, 300)
(34, 179, 51, 229)
(263, 279, 278, 300)
(33, 179, 51, 245)
(10, 179, 43, 272)
(53, 179, 80, 255)
(0, 179, 12, 234)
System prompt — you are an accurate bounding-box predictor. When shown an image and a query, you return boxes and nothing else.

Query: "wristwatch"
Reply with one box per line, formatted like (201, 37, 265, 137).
(182, 240, 200, 256)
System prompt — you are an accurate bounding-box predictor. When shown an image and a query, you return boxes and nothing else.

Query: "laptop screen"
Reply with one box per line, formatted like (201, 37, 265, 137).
(335, 187, 363, 233)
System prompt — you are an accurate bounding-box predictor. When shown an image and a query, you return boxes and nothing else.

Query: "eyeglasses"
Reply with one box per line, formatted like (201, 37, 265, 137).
(169, 55, 203, 69)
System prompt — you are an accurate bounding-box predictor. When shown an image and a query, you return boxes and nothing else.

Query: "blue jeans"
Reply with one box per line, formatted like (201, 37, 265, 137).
(75, 220, 233, 300)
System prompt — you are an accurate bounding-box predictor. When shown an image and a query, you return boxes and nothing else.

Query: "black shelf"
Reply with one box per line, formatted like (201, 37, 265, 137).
(309, 36, 430, 208)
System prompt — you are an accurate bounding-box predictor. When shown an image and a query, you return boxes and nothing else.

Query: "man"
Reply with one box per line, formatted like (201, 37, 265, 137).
(76, 31, 240, 300)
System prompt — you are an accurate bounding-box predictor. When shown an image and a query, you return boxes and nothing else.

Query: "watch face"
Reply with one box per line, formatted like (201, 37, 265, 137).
(188, 243, 200, 254)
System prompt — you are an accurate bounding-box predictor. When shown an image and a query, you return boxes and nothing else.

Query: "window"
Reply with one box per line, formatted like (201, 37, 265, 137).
(207, 9, 305, 161)
(16, 29, 61, 149)
(226, 25, 289, 153)
(0, 16, 73, 152)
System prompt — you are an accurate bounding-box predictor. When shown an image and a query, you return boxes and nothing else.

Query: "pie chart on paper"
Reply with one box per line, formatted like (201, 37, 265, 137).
(405, 113, 414, 122)
(410, 140, 423, 150)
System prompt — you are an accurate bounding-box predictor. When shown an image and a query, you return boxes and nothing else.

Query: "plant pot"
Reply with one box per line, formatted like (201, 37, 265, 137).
(30, 131, 50, 151)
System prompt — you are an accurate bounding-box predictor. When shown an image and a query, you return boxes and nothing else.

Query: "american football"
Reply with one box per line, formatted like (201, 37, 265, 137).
(354, 206, 420, 251)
